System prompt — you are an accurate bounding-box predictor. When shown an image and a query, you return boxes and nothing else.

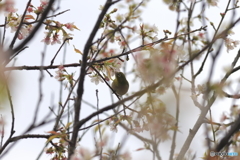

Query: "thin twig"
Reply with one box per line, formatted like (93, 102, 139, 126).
(50, 38, 72, 66)
(96, 89, 103, 160)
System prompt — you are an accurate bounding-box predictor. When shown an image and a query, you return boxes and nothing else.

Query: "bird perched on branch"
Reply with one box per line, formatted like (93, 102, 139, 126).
(111, 72, 129, 96)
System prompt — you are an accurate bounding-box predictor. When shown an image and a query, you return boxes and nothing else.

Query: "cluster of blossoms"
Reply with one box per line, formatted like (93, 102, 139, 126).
(86, 3, 147, 86)
(41, 21, 79, 45)
(69, 119, 133, 160)
(163, 0, 219, 11)
(3, 0, 31, 40)
(46, 143, 67, 160)
(137, 99, 175, 140)
(137, 24, 159, 42)
(6, 13, 33, 40)
(104, 95, 176, 142)
(55, 50, 123, 86)
(55, 65, 74, 87)
(70, 147, 92, 160)
(45, 123, 72, 160)
(135, 42, 179, 85)
(102, 94, 176, 141)
(5, 0, 49, 40)
(0, 0, 17, 13)
(2, 0, 79, 44)
(88, 49, 123, 85)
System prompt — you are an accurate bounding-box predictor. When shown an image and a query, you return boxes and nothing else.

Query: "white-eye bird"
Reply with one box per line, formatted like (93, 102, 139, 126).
(111, 72, 129, 96)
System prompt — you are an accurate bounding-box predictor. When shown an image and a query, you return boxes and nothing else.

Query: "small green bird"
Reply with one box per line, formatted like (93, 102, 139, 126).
(111, 72, 129, 96)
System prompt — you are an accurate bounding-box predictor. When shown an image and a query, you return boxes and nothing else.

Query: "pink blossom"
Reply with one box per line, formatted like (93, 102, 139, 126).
(18, 27, 30, 40)
(41, 36, 51, 45)
(51, 33, 61, 45)
(41, 0, 49, 6)
(58, 65, 65, 71)
(4, 0, 17, 13)
(121, 151, 132, 160)
(65, 23, 76, 31)
(37, 6, 44, 13)
(18, 33, 24, 40)
(55, 65, 65, 81)
(27, 6, 33, 12)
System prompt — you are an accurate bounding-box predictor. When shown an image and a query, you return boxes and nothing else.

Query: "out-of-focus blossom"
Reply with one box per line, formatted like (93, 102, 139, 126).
(89, 74, 104, 85)
(27, 5, 34, 12)
(55, 65, 66, 81)
(224, 37, 240, 53)
(136, 24, 159, 42)
(41, 0, 49, 6)
(110, 124, 118, 132)
(136, 47, 176, 84)
(0, 0, 17, 13)
(133, 126, 143, 133)
(207, 0, 219, 6)
(96, 135, 108, 149)
(70, 147, 92, 160)
(121, 151, 132, 160)
(41, 32, 51, 45)
(51, 33, 61, 45)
